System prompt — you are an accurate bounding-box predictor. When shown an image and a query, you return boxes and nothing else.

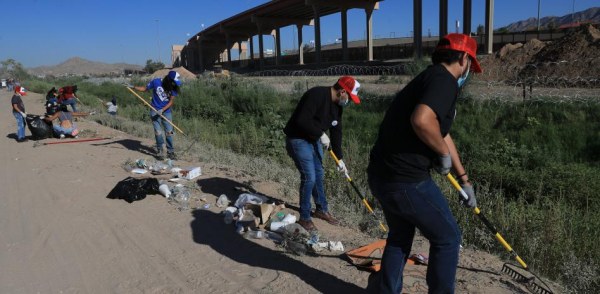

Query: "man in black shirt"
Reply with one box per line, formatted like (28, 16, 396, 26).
(367, 34, 482, 293)
(284, 76, 361, 231)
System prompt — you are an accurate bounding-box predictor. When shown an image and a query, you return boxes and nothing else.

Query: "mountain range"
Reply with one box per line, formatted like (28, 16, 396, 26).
(28, 57, 143, 77)
(501, 7, 599, 32)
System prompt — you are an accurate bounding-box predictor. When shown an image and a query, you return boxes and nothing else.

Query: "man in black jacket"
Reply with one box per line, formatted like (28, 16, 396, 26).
(284, 76, 361, 231)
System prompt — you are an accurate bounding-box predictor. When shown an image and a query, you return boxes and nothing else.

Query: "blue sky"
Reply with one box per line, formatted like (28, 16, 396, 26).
(1, 0, 597, 68)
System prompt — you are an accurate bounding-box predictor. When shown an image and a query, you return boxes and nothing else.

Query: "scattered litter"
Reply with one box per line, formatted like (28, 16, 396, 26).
(131, 168, 148, 174)
(246, 230, 265, 239)
(216, 194, 230, 208)
(202, 203, 211, 209)
(158, 184, 171, 198)
(178, 167, 201, 180)
(266, 231, 284, 243)
(234, 193, 268, 208)
(329, 241, 344, 252)
(409, 253, 429, 265)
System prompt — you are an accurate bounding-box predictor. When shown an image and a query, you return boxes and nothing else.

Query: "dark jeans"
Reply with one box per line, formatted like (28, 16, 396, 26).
(285, 137, 328, 220)
(368, 173, 461, 294)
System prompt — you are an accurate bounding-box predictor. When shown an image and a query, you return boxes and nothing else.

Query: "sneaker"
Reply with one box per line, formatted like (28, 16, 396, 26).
(59, 134, 65, 139)
(16, 138, 29, 143)
(297, 219, 317, 231)
(167, 151, 177, 160)
(313, 211, 340, 225)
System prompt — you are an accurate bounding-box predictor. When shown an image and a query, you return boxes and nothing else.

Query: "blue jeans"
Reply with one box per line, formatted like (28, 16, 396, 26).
(368, 173, 461, 294)
(62, 98, 77, 112)
(286, 138, 328, 220)
(53, 125, 77, 137)
(13, 112, 25, 140)
(151, 110, 174, 153)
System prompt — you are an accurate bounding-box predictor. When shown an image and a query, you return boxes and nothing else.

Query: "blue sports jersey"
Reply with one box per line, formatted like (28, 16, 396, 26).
(146, 78, 178, 113)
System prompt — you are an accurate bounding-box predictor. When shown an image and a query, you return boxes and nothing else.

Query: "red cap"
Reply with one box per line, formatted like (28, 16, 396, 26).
(337, 76, 361, 104)
(436, 33, 482, 73)
(15, 86, 27, 96)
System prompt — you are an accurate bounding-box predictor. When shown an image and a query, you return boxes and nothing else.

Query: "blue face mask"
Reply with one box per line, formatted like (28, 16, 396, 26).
(457, 60, 471, 88)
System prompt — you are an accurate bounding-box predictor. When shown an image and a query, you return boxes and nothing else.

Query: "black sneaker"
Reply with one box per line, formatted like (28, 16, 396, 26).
(16, 138, 29, 143)
(167, 151, 177, 160)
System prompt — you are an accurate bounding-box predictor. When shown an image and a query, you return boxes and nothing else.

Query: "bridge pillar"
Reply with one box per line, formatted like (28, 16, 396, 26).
(249, 37, 254, 65)
(275, 28, 282, 65)
(258, 28, 265, 69)
(463, 0, 472, 35)
(485, 0, 494, 54)
(341, 9, 348, 62)
(225, 34, 232, 68)
(297, 24, 304, 65)
(440, 0, 448, 37)
(413, 0, 423, 59)
(312, 5, 322, 65)
(366, 6, 374, 61)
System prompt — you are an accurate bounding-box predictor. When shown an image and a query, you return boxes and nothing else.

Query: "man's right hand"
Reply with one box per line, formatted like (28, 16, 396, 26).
(319, 133, 330, 149)
(20, 112, 27, 118)
(434, 154, 452, 175)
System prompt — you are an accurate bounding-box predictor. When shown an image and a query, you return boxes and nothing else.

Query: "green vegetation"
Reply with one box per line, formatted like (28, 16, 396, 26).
(24, 74, 599, 293)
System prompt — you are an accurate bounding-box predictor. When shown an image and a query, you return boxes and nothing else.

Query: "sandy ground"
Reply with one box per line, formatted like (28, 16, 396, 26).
(0, 89, 560, 293)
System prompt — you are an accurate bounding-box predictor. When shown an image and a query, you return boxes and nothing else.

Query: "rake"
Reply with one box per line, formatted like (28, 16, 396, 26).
(327, 149, 387, 234)
(447, 174, 554, 294)
(33, 137, 111, 147)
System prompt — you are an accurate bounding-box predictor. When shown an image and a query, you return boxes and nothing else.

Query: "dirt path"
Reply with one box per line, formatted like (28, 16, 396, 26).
(0, 89, 557, 293)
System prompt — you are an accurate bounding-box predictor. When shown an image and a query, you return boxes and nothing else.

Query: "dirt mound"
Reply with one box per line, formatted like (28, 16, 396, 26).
(150, 66, 197, 81)
(479, 25, 600, 87)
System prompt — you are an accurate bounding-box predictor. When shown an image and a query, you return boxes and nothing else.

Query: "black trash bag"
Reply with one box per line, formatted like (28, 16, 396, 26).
(106, 177, 160, 203)
(25, 114, 53, 140)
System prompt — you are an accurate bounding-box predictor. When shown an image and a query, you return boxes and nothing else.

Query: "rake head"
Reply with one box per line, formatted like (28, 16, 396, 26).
(502, 263, 554, 294)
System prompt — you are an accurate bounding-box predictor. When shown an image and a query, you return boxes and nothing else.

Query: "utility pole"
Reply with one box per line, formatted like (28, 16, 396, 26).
(155, 19, 161, 63)
(537, 0, 541, 31)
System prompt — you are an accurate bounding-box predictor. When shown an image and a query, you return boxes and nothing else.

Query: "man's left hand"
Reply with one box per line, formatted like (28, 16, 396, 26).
(336, 159, 348, 174)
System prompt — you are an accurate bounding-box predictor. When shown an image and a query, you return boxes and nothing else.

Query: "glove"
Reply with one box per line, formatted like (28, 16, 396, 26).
(155, 109, 163, 116)
(433, 154, 452, 175)
(459, 183, 477, 208)
(20, 112, 27, 118)
(319, 133, 330, 149)
(336, 159, 348, 174)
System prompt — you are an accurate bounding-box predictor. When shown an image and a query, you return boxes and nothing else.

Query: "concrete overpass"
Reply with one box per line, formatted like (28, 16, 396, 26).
(177, 0, 496, 73)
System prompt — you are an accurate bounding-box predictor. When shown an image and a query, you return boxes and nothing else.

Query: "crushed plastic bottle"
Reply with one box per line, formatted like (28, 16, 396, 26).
(246, 230, 265, 239)
(173, 186, 190, 211)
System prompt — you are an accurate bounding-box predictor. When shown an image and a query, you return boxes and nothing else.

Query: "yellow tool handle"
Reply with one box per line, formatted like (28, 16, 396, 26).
(447, 174, 528, 269)
(126, 87, 185, 135)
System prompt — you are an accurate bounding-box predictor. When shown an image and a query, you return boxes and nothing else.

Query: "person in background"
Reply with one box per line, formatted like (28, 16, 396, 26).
(11, 86, 28, 142)
(106, 96, 118, 115)
(132, 70, 181, 160)
(367, 33, 482, 294)
(283, 76, 361, 232)
(44, 104, 94, 139)
(59, 85, 78, 112)
(46, 87, 58, 104)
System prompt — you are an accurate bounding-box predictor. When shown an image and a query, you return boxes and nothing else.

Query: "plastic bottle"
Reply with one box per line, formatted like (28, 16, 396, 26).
(247, 230, 265, 239)
(224, 211, 234, 224)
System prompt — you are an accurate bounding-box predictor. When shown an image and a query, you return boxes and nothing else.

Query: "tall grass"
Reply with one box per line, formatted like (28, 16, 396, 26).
(26, 75, 599, 292)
